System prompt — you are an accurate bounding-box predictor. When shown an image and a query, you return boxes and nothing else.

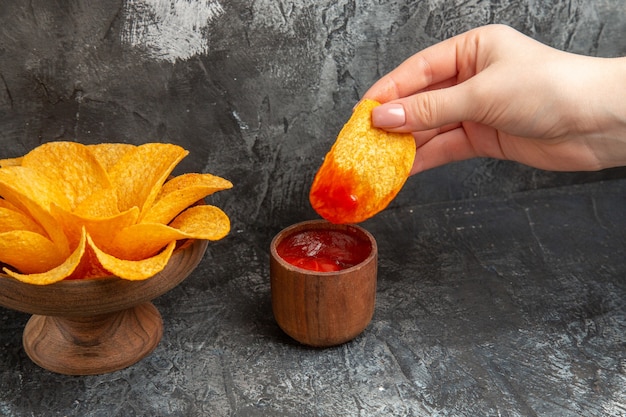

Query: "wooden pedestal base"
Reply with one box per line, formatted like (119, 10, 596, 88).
(23, 302, 163, 375)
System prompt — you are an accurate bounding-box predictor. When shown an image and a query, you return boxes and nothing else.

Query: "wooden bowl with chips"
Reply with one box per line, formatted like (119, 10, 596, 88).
(0, 238, 207, 375)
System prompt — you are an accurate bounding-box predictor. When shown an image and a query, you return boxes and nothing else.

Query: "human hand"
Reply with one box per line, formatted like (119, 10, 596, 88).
(362, 24, 626, 174)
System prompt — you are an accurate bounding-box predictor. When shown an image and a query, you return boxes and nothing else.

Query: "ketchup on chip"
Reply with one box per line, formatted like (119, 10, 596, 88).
(310, 99, 415, 224)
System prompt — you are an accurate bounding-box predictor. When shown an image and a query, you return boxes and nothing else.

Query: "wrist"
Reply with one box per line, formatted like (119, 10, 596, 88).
(576, 56, 626, 169)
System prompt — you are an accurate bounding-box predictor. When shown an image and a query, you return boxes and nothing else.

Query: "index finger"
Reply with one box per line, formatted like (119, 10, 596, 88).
(362, 30, 477, 103)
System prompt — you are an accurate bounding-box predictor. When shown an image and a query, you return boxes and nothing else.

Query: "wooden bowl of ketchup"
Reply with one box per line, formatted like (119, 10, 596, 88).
(270, 220, 377, 347)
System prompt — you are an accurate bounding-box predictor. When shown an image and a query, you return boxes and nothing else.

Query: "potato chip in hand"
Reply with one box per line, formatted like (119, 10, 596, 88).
(310, 99, 416, 224)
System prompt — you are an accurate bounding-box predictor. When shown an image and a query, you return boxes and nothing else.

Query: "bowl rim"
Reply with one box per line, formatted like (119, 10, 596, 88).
(0, 239, 208, 316)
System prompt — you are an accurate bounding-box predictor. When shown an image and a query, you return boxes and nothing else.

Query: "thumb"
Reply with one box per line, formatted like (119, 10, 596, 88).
(371, 82, 477, 132)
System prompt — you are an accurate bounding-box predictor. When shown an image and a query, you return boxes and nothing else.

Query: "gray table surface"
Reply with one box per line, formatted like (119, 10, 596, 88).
(0, 179, 624, 416)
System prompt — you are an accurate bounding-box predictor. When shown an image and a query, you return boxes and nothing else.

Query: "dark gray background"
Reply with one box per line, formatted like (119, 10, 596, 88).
(1, 0, 625, 231)
(0, 1, 624, 416)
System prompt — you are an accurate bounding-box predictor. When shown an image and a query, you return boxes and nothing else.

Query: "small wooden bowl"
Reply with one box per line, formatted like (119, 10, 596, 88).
(0, 239, 207, 375)
(270, 220, 377, 347)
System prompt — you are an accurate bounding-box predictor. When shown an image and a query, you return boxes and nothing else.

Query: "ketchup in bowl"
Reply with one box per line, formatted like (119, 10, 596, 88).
(276, 228, 372, 272)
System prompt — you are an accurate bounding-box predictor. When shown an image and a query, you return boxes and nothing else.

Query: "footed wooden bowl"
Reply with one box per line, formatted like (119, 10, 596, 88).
(0, 239, 207, 375)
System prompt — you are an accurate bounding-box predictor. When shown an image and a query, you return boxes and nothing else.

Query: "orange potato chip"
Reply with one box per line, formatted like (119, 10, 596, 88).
(0, 141, 232, 283)
(3, 230, 87, 284)
(0, 198, 20, 211)
(103, 223, 187, 260)
(142, 173, 233, 224)
(71, 188, 121, 218)
(107, 143, 189, 216)
(0, 207, 47, 235)
(0, 166, 70, 255)
(0, 156, 23, 167)
(0, 166, 71, 212)
(65, 242, 111, 280)
(0, 229, 72, 276)
(309, 99, 416, 224)
(51, 203, 140, 251)
(21, 141, 111, 210)
(169, 205, 231, 240)
(87, 143, 136, 172)
(107, 205, 230, 260)
(88, 235, 177, 281)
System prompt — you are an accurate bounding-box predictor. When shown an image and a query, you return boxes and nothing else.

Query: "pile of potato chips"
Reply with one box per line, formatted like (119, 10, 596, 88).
(0, 142, 232, 284)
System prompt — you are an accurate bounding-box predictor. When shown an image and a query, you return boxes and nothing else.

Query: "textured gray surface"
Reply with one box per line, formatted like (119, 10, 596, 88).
(0, 179, 625, 416)
(0, 0, 625, 416)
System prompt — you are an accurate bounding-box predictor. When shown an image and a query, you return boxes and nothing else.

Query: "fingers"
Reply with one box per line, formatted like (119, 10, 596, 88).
(372, 80, 478, 132)
(363, 28, 482, 103)
(363, 42, 458, 102)
(363, 27, 487, 132)
(410, 126, 481, 175)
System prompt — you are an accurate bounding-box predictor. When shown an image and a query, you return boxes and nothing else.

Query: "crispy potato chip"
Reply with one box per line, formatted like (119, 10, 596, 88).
(51, 203, 140, 251)
(106, 205, 230, 260)
(169, 205, 231, 240)
(107, 143, 189, 217)
(88, 235, 177, 281)
(0, 141, 231, 283)
(65, 242, 111, 280)
(0, 231, 64, 274)
(0, 207, 47, 235)
(0, 166, 71, 211)
(105, 223, 189, 260)
(0, 166, 70, 254)
(87, 143, 136, 172)
(21, 141, 111, 209)
(3, 230, 87, 284)
(0, 198, 19, 211)
(142, 173, 233, 224)
(72, 188, 120, 218)
(309, 99, 416, 224)
(0, 156, 23, 167)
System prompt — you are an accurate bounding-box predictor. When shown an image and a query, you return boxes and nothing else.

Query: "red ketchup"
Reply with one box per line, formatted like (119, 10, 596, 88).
(276, 228, 371, 272)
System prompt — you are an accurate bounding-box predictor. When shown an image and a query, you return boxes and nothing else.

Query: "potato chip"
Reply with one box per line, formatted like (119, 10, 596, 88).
(3, 229, 87, 284)
(309, 99, 416, 224)
(21, 141, 111, 210)
(142, 173, 233, 224)
(107, 205, 230, 260)
(107, 143, 188, 216)
(71, 188, 120, 218)
(0, 198, 19, 211)
(87, 143, 136, 172)
(51, 203, 140, 251)
(0, 207, 46, 235)
(0, 156, 23, 167)
(103, 223, 187, 260)
(0, 141, 232, 283)
(0, 166, 70, 254)
(0, 231, 64, 274)
(169, 205, 231, 240)
(88, 235, 177, 281)
(65, 242, 111, 280)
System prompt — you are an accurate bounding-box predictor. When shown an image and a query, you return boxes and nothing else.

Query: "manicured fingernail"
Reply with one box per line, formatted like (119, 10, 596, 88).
(372, 103, 405, 128)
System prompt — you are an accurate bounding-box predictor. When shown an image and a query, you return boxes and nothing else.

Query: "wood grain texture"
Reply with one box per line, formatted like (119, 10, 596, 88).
(23, 302, 162, 376)
(270, 220, 377, 347)
(0, 239, 208, 316)
(0, 239, 207, 375)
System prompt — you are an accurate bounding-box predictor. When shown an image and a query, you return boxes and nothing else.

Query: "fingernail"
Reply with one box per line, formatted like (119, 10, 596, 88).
(372, 103, 406, 128)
